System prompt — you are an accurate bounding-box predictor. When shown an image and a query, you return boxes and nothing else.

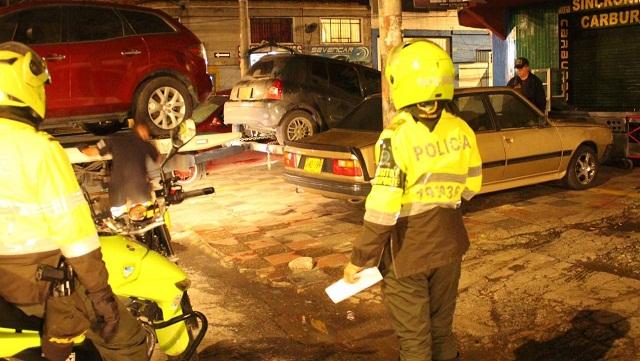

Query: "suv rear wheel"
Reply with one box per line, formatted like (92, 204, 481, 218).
(276, 110, 317, 144)
(135, 76, 193, 136)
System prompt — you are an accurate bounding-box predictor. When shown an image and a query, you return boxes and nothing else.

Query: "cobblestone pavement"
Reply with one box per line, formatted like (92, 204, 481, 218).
(169, 152, 640, 360)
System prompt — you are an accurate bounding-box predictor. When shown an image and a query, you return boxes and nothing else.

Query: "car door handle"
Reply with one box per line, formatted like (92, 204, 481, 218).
(121, 49, 142, 57)
(44, 54, 66, 62)
(503, 136, 514, 144)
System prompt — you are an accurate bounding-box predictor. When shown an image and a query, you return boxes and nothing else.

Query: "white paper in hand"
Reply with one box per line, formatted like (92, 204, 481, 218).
(325, 267, 383, 304)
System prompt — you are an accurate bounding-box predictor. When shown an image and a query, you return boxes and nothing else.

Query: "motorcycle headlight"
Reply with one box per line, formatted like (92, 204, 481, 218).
(129, 205, 148, 221)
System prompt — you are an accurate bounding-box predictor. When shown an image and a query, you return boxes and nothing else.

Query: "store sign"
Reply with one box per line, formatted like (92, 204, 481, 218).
(309, 46, 372, 64)
(571, 0, 640, 12)
(413, 0, 470, 9)
(568, 0, 640, 29)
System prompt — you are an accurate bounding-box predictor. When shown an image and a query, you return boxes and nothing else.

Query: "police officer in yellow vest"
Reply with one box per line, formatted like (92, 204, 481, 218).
(343, 40, 482, 361)
(0, 42, 148, 361)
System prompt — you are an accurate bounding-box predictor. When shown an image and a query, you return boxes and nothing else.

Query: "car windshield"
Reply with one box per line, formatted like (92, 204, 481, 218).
(336, 94, 383, 132)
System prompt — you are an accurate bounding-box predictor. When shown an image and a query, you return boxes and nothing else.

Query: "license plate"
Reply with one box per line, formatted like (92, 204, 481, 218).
(303, 157, 324, 174)
(238, 87, 253, 99)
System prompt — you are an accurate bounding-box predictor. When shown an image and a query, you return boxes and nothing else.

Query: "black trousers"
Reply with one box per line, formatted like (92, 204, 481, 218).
(382, 261, 462, 361)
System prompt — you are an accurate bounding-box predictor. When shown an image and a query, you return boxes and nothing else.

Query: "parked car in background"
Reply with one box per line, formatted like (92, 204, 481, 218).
(0, 0, 212, 135)
(283, 87, 613, 201)
(224, 54, 381, 144)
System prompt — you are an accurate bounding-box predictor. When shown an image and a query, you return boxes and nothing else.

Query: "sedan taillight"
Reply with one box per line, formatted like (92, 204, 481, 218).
(333, 159, 363, 177)
(265, 79, 283, 100)
(283, 152, 297, 168)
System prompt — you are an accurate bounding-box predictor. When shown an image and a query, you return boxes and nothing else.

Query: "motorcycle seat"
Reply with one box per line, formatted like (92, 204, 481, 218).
(0, 297, 43, 332)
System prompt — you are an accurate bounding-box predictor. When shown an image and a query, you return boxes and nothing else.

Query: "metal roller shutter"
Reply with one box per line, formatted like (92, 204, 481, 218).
(571, 25, 640, 112)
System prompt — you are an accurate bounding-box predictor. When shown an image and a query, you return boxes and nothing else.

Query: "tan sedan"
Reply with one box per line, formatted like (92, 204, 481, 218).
(283, 87, 613, 201)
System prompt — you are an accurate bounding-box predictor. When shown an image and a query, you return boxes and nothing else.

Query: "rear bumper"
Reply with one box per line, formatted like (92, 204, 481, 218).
(223, 100, 287, 131)
(283, 172, 371, 199)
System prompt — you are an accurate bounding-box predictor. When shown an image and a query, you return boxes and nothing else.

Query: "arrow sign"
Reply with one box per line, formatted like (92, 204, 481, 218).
(214, 52, 231, 58)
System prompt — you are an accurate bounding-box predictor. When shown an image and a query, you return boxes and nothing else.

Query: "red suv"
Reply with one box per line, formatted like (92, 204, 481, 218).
(0, 1, 212, 135)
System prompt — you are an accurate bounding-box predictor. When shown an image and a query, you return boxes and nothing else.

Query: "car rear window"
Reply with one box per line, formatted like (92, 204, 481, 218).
(338, 95, 383, 132)
(119, 9, 175, 35)
(248, 59, 276, 77)
(248, 56, 302, 80)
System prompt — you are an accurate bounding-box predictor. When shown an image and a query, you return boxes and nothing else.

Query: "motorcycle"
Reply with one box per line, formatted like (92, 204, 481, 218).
(0, 119, 211, 361)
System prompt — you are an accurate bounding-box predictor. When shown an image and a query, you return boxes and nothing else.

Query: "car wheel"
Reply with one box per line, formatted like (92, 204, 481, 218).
(135, 76, 193, 136)
(82, 120, 123, 135)
(564, 145, 598, 190)
(276, 110, 317, 144)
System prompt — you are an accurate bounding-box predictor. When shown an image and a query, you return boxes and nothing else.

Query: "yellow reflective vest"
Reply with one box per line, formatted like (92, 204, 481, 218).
(364, 110, 482, 225)
(351, 110, 482, 277)
(0, 119, 99, 258)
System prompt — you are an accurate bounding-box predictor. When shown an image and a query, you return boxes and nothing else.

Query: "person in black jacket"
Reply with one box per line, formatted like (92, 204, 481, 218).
(507, 57, 547, 112)
(82, 121, 160, 217)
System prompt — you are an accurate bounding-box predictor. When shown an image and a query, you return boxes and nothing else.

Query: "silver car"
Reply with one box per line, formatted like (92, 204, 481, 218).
(224, 54, 380, 144)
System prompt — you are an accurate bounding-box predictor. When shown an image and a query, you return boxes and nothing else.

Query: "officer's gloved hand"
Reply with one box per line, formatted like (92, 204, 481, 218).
(87, 285, 120, 341)
(66, 248, 120, 342)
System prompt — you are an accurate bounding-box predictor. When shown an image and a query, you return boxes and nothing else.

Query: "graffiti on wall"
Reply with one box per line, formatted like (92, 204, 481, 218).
(309, 46, 372, 65)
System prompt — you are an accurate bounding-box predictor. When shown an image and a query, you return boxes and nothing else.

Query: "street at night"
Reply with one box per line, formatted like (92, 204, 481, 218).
(164, 153, 640, 360)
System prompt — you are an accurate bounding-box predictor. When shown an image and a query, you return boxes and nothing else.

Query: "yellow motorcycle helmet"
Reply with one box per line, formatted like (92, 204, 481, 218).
(385, 40, 455, 110)
(0, 41, 51, 123)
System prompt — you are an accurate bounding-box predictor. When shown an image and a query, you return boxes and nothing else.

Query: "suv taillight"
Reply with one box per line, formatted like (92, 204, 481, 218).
(189, 43, 208, 67)
(333, 159, 363, 177)
(265, 79, 283, 100)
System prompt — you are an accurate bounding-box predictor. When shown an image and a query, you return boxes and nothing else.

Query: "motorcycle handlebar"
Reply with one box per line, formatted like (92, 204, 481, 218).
(181, 187, 215, 199)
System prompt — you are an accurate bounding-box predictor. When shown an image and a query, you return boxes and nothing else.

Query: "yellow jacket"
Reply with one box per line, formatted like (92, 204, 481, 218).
(364, 110, 482, 225)
(351, 110, 482, 276)
(0, 119, 99, 258)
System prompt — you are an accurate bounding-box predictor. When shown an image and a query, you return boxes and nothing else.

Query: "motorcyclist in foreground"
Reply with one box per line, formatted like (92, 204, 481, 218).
(0, 41, 148, 361)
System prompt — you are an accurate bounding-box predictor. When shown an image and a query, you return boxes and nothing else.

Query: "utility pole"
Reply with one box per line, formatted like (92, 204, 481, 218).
(377, 0, 402, 127)
(239, 0, 251, 77)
